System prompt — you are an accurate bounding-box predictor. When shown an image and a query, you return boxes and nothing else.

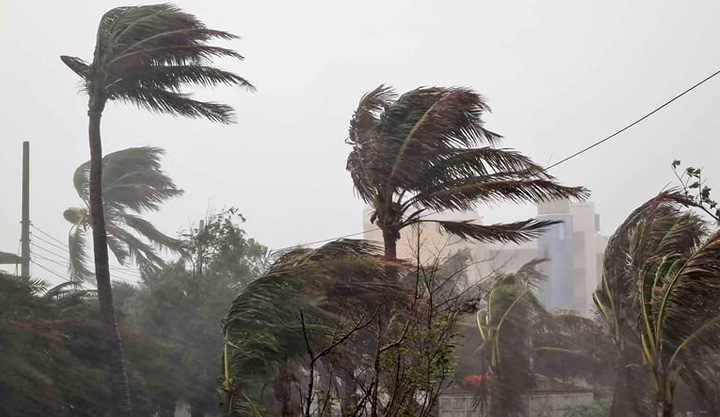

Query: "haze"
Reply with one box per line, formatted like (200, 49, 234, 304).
(1, 0, 718, 280)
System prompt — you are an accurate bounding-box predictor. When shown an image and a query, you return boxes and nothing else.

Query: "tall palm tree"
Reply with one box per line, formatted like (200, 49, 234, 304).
(61, 4, 253, 415)
(594, 191, 718, 417)
(346, 85, 588, 258)
(65, 146, 184, 281)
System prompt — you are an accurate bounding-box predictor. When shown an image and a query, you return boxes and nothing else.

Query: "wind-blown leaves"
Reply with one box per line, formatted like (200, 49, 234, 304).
(474, 261, 546, 417)
(61, 3, 253, 123)
(65, 147, 184, 281)
(430, 218, 560, 244)
(223, 239, 410, 415)
(594, 190, 720, 416)
(346, 85, 588, 258)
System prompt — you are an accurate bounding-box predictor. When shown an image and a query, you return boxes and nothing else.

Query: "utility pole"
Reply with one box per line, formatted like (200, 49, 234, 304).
(196, 219, 205, 277)
(20, 141, 30, 278)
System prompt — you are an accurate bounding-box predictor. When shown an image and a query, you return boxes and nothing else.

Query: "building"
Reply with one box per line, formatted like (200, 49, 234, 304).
(437, 377, 594, 417)
(362, 200, 608, 317)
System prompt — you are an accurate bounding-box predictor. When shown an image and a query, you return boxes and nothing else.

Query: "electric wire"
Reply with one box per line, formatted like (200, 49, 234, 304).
(31, 224, 144, 278)
(31, 240, 142, 281)
(545, 68, 720, 170)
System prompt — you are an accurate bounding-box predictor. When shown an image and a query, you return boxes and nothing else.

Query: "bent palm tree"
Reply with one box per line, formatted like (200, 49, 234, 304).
(64, 146, 184, 281)
(223, 239, 408, 416)
(346, 86, 588, 259)
(594, 191, 718, 416)
(61, 4, 253, 415)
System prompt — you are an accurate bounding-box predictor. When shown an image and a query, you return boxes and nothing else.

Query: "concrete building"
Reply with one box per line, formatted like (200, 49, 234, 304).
(362, 200, 608, 317)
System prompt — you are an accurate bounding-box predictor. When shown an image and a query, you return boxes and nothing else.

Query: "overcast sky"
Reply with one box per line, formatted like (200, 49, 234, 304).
(1, 0, 718, 281)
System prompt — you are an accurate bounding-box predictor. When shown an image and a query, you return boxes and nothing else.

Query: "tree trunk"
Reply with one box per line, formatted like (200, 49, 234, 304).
(656, 399, 673, 417)
(88, 104, 133, 417)
(654, 375, 675, 417)
(382, 228, 398, 259)
(655, 389, 674, 417)
(609, 358, 651, 417)
(339, 367, 357, 414)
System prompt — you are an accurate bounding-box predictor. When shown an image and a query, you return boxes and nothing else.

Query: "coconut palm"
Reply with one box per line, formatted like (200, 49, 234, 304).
(346, 85, 588, 258)
(223, 239, 408, 416)
(65, 146, 184, 281)
(594, 191, 720, 416)
(474, 260, 546, 417)
(61, 4, 253, 414)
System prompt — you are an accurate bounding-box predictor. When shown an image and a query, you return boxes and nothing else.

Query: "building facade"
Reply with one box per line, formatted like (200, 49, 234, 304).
(362, 200, 608, 317)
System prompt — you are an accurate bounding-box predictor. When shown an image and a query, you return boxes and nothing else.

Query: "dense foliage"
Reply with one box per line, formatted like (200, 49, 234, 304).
(223, 240, 478, 417)
(595, 191, 720, 416)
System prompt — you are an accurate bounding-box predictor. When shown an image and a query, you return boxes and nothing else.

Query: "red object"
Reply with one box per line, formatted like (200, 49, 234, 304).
(464, 373, 492, 384)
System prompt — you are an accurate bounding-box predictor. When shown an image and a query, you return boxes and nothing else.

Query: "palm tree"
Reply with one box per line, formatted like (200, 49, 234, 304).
(594, 191, 720, 416)
(65, 146, 184, 281)
(346, 85, 588, 259)
(0, 273, 101, 416)
(475, 260, 545, 417)
(223, 239, 408, 416)
(61, 4, 253, 414)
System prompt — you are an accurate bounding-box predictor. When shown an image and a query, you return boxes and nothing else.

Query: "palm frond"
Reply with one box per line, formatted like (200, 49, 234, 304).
(68, 224, 92, 282)
(426, 218, 560, 244)
(121, 214, 185, 254)
(62, 3, 252, 123)
(410, 176, 589, 212)
(381, 87, 501, 190)
(416, 147, 548, 186)
(114, 85, 237, 123)
(106, 234, 130, 266)
(72, 163, 91, 201)
(111, 65, 252, 92)
(106, 224, 165, 272)
(657, 230, 720, 357)
(59, 55, 90, 79)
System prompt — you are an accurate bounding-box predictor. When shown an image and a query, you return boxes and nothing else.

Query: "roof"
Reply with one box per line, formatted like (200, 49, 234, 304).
(441, 375, 594, 397)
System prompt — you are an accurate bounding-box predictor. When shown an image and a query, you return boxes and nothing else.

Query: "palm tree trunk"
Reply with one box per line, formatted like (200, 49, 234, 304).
(382, 228, 398, 259)
(654, 374, 675, 417)
(609, 351, 651, 417)
(656, 398, 673, 417)
(88, 104, 133, 417)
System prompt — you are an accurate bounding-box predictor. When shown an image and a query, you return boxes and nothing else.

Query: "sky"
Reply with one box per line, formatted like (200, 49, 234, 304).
(0, 0, 718, 282)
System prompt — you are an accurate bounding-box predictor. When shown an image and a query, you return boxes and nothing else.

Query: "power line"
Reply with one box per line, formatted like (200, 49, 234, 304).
(31, 224, 144, 278)
(31, 241, 141, 280)
(32, 233, 69, 253)
(30, 260, 68, 281)
(32, 251, 69, 270)
(545, 68, 720, 170)
(32, 241, 71, 261)
(274, 68, 720, 252)
(31, 225, 68, 247)
(31, 258, 139, 287)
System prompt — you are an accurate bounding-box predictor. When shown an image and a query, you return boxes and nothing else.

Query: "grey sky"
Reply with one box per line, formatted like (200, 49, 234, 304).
(1, 0, 718, 281)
